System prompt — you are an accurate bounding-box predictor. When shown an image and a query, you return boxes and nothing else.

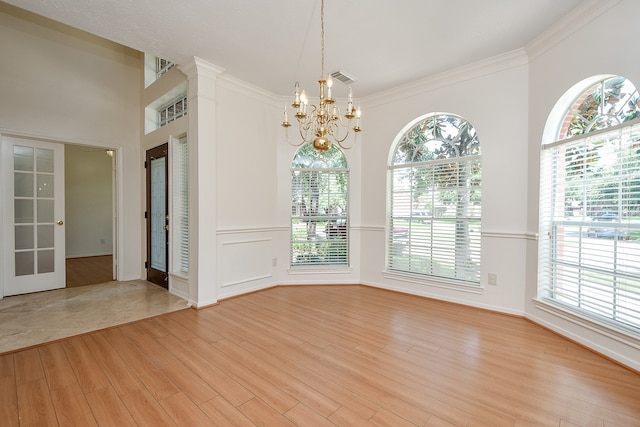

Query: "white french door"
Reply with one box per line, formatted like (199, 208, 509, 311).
(2, 136, 65, 296)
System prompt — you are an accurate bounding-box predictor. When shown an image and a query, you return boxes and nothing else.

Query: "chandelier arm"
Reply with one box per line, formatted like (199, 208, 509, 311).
(298, 105, 318, 142)
(336, 134, 358, 150)
(298, 124, 314, 143)
(326, 116, 353, 144)
(284, 125, 305, 147)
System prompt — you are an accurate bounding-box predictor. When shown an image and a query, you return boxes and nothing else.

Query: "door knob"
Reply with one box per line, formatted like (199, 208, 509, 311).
(57, 220, 64, 226)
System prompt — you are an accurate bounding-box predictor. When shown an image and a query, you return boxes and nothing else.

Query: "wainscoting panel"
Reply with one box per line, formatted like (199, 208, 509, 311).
(219, 237, 273, 289)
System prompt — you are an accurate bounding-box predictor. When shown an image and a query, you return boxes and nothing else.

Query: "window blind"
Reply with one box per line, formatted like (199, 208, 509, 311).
(291, 169, 349, 266)
(387, 157, 482, 283)
(172, 136, 189, 273)
(539, 122, 640, 331)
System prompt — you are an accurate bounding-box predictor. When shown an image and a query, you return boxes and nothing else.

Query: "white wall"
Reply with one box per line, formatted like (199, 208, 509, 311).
(65, 145, 113, 258)
(525, 0, 640, 371)
(207, 73, 365, 300)
(0, 3, 142, 281)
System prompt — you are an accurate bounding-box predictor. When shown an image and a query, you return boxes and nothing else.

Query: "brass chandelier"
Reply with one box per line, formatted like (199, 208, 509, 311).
(281, 0, 362, 151)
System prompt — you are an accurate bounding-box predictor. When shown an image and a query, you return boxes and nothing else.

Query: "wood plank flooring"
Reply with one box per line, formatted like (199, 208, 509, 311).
(66, 255, 113, 288)
(1, 285, 639, 426)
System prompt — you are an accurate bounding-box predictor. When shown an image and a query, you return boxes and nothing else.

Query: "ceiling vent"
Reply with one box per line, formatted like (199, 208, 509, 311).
(330, 70, 357, 84)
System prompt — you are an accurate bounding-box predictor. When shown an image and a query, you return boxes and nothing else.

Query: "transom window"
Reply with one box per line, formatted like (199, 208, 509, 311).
(156, 57, 175, 79)
(538, 75, 640, 333)
(387, 113, 481, 284)
(291, 143, 349, 266)
(158, 95, 187, 128)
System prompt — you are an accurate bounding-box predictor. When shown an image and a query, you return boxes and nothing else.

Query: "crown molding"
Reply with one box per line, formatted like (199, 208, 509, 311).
(525, 0, 623, 61)
(179, 56, 225, 80)
(364, 48, 529, 108)
(217, 73, 281, 105)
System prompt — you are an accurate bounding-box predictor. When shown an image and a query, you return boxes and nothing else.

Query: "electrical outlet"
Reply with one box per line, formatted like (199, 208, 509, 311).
(488, 273, 497, 285)
(100, 239, 106, 245)
(272, 258, 277, 267)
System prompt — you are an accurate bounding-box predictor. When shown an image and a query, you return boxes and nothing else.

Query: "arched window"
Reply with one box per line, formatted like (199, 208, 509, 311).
(559, 76, 640, 138)
(291, 143, 349, 266)
(387, 113, 481, 284)
(539, 75, 640, 332)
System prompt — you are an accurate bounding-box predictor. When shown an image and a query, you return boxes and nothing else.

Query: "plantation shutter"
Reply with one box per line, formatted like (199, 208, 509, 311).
(538, 122, 640, 330)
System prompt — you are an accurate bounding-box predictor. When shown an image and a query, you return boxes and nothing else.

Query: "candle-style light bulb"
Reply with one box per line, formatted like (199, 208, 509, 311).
(327, 77, 333, 99)
(300, 90, 308, 114)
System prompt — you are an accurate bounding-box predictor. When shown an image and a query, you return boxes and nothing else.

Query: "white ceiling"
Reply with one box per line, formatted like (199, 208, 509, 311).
(4, 0, 586, 97)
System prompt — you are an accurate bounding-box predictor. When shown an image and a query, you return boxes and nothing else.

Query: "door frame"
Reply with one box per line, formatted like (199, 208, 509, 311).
(0, 130, 122, 299)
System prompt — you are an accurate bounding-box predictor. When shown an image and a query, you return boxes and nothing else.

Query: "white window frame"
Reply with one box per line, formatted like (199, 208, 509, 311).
(537, 75, 640, 337)
(170, 135, 188, 276)
(290, 143, 349, 267)
(386, 113, 482, 286)
(156, 57, 175, 79)
(158, 95, 187, 128)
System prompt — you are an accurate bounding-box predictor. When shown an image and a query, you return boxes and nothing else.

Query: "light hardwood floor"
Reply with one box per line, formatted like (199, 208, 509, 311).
(66, 255, 114, 288)
(1, 285, 639, 426)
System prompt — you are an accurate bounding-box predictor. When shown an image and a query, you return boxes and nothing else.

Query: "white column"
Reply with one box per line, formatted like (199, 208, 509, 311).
(180, 57, 224, 307)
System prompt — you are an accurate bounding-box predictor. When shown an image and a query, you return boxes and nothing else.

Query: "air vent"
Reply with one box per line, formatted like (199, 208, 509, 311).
(330, 70, 357, 84)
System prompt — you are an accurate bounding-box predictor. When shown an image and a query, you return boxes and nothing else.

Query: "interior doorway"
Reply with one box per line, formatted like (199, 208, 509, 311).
(1, 137, 117, 296)
(64, 144, 116, 287)
(146, 143, 169, 288)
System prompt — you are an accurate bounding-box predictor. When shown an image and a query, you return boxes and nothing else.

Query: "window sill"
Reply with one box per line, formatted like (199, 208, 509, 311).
(382, 270, 483, 294)
(169, 271, 189, 280)
(533, 298, 640, 348)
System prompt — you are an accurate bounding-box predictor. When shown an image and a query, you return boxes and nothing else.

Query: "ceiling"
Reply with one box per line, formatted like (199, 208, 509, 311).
(4, 0, 586, 98)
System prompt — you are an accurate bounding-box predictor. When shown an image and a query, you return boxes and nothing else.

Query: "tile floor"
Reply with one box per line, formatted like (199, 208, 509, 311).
(0, 280, 189, 354)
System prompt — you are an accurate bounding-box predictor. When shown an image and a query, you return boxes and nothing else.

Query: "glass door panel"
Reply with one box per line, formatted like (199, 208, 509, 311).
(145, 143, 169, 288)
(150, 157, 167, 271)
(2, 136, 65, 295)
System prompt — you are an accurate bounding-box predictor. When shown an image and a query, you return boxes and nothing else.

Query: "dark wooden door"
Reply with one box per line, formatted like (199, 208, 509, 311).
(146, 143, 169, 288)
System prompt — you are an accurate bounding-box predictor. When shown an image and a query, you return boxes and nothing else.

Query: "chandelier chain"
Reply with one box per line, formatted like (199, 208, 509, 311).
(320, 0, 325, 79)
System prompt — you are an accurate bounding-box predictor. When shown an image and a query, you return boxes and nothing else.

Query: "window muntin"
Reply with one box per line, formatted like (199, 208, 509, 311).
(291, 143, 349, 267)
(560, 76, 640, 139)
(388, 113, 481, 284)
(158, 96, 187, 128)
(156, 57, 175, 79)
(539, 76, 640, 333)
